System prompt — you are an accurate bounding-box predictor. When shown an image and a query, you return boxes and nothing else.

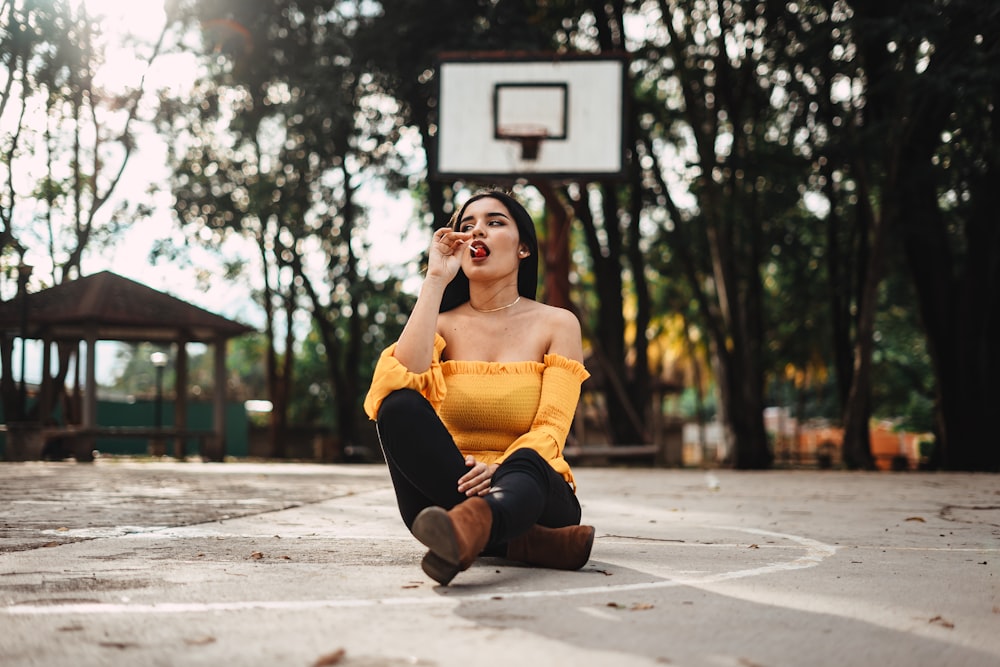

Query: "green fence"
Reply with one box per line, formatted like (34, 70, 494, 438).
(0, 397, 249, 459)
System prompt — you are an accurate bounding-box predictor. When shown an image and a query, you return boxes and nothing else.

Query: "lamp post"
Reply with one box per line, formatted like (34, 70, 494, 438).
(150, 351, 168, 429)
(16, 264, 32, 420)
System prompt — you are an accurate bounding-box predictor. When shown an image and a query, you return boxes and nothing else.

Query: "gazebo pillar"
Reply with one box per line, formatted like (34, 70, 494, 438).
(83, 327, 97, 429)
(39, 337, 53, 421)
(206, 335, 228, 462)
(174, 341, 189, 459)
(76, 326, 98, 461)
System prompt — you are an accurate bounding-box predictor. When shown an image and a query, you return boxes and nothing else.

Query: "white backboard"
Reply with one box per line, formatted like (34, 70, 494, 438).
(433, 53, 628, 181)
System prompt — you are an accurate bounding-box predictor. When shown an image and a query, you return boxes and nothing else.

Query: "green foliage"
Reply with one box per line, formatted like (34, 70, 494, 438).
(870, 263, 935, 434)
(291, 275, 414, 428)
(1, 0, 166, 279)
(15, 0, 991, 466)
(149, 0, 437, 447)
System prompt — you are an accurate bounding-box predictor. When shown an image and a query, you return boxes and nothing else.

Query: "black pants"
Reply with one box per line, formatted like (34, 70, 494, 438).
(376, 389, 581, 550)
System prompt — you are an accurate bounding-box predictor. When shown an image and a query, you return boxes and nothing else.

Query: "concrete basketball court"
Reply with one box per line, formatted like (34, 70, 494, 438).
(0, 460, 997, 666)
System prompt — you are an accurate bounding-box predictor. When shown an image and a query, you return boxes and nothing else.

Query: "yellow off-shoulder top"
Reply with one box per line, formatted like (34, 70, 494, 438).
(363, 334, 590, 488)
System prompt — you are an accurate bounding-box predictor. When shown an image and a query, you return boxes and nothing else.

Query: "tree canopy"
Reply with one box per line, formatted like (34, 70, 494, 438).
(4, 0, 997, 471)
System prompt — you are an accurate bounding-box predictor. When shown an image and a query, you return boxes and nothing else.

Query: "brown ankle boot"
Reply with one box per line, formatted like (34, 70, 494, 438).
(411, 497, 492, 585)
(506, 524, 595, 570)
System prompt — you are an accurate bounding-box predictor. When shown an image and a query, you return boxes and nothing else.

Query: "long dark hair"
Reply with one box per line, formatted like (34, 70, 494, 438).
(439, 190, 539, 313)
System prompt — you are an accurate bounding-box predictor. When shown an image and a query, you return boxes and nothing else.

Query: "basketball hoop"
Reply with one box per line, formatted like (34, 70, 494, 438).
(497, 124, 549, 161)
(433, 54, 627, 180)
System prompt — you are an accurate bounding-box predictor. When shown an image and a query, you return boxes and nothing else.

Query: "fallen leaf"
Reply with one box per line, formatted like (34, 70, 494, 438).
(631, 603, 655, 611)
(99, 641, 139, 650)
(312, 648, 346, 666)
(905, 517, 926, 523)
(250, 552, 264, 560)
(607, 602, 624, 609)
(929, 615, 955, 629)
(184, 636, 216, 646)
(748, 544, 759, 549)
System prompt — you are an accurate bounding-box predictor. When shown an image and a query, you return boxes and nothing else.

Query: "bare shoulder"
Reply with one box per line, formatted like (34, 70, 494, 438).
(523, 301, 583, 361)
(548, 303, 582, 330)
(522, 300, 578, 325)
(436, 309, 457, 328)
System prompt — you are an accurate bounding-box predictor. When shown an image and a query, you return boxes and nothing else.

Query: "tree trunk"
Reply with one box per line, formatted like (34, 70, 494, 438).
(268, 290, 295, 459)
(0, 335, 19, 420)
(901, 138, 1000, 471)
(625, 175, 652, 430)
(714, 341, 771, 470)
(569, 185, 646, 444)
(701, 176, 771, 469)
(822, 166, 855, 411)
(839, 168, 886, 471)
(336, 168, 362, 450)
(532, 181, 572, 311)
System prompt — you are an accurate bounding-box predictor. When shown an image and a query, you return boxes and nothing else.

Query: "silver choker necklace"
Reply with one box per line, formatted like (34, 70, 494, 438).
(469, 296, 521, 313)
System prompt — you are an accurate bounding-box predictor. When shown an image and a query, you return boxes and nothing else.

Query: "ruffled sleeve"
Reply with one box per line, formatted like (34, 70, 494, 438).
(496, 354, 590, 485)
(363, 334, 448, 420)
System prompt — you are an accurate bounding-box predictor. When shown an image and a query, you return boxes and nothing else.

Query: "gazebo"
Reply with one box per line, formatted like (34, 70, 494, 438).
(0, 270, 255, 461)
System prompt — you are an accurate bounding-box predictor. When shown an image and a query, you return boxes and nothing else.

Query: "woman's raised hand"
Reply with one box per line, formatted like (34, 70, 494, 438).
(427, 227, 471, 282)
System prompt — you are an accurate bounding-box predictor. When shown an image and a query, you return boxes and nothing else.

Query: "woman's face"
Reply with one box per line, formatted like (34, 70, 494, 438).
(455, 196, 530, 275)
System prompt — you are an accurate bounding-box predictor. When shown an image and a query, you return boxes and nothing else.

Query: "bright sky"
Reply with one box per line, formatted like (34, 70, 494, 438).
(11, 0, 426, 384)
(24, 3, 423, 300)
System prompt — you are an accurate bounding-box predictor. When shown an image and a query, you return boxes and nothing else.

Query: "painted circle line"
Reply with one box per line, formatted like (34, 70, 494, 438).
(3, 525, 836, 616)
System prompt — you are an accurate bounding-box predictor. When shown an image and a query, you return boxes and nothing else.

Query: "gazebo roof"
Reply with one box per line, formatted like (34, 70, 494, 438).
(0, 270, 255, 343)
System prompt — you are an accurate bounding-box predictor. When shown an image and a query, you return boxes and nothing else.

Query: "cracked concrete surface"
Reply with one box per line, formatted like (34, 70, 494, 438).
(1, 460, 997, 666)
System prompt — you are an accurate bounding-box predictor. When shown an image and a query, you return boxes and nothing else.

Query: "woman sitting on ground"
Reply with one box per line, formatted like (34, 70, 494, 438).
(363, 189, 595, 586)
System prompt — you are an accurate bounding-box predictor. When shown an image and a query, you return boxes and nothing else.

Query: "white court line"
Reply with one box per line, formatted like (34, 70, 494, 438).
(842, 545, 1000, 553)
(2, 525, 836, 616)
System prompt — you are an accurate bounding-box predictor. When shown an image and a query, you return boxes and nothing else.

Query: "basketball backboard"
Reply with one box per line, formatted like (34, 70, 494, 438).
(432, 53, 628, 182)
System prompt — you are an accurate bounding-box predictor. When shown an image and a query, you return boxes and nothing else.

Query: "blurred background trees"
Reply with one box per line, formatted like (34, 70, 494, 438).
(1, 0, 171, 425)
(3, 0, 997, 470)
